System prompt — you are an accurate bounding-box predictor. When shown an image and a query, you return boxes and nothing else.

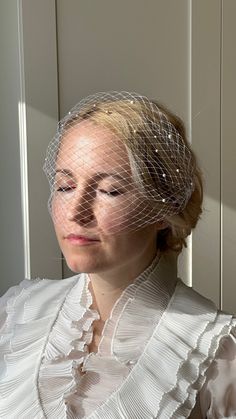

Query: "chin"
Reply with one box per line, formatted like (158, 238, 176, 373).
(64, 253, 104, 274)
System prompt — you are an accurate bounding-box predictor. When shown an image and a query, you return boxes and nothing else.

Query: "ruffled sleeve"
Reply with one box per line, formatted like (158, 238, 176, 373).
(0, 276, 79, 418)
(199, 320, 236, 418)
(0, 279, 38, 329)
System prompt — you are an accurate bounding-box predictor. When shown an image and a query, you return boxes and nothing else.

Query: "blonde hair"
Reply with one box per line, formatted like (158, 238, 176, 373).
(152, 103, 203, 254)
(61, 98, 203, 254)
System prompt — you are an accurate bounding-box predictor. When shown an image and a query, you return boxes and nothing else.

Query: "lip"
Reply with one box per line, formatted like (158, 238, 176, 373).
(65, 233, 100, 246)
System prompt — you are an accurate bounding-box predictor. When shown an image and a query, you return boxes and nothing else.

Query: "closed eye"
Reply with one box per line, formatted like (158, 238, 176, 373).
(57, 186, 76, 192)
(98, 189, 124, 197)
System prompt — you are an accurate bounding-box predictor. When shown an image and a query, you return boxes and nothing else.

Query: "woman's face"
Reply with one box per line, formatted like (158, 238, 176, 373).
(52, 120, 160, 275)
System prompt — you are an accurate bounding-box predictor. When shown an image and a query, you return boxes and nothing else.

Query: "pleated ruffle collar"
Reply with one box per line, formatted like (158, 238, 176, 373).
(0, 251, 233, 418)
(39, 251, 177, 418)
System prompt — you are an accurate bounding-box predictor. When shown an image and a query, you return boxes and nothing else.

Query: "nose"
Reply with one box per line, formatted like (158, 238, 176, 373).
(67, 189, 96, 227)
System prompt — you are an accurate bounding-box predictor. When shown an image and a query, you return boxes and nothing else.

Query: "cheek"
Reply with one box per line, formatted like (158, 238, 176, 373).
(51, 199, 70, 242)
(51, 195, 62, 223)
(96, 199, 143, 234)
(98, 196, 155, 234)
(51, 194, 71, 226)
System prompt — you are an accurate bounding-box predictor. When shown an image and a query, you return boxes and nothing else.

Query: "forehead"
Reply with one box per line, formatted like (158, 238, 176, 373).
(56, 120, 130, 174)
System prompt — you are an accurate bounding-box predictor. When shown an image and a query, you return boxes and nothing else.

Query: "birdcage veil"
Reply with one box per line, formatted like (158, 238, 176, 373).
(43, 91, 195, 234)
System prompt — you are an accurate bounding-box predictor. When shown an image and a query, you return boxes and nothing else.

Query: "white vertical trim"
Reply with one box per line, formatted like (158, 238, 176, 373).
(219, 0, 223, 310)
(188, 0, 192, 135)
(16, 0, 61, 280)
(187, 0, 193, 287)
(17, 0, 31, 278)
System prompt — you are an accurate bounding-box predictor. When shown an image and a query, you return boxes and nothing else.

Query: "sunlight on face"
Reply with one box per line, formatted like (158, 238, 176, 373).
(52, 120, 145, 234)
(52, 120, 158, 274)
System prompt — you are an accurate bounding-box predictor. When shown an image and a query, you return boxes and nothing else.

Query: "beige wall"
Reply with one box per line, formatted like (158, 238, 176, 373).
(0, 0, 61, 297)
(1, 0, 235, 314)
(56, 0, 236, 312)
(191, 0, 222, 306)
(0, 0, 25, 292)
(221, 0, 236, 313)
(55, 0, 193, 283)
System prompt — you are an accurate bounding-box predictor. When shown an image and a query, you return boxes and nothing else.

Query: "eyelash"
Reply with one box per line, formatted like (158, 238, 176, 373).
(57, 186, 75, 192)
(56, 186, 123, 197)
(99, 189, 123, 197)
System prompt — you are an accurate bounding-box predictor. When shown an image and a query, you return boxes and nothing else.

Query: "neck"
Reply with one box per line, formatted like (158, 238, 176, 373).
(88, 250, 160, 322)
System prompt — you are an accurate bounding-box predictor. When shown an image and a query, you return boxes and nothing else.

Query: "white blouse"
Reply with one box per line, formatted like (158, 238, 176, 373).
(0, 252, 236, 419)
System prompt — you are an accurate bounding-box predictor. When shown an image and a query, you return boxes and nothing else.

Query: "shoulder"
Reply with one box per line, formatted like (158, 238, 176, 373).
(152, 279, 235, 417)
(199, 317, 236, 417)
(169, 279, 219, 324)
(171, 280, 234, 359)
(0, 274, 79, 329)
(175, 279, 217, 309)
(174, 281, 236, 417)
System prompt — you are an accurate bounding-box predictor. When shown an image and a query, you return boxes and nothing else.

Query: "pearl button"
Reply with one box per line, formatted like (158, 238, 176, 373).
(127, 359, 136, 365)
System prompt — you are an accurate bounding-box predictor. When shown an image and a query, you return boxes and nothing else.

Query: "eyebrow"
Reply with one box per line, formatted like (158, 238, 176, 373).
(94, 172, 127, 182)
(55, 169, 74, 177)
(55, 169, 127, 182)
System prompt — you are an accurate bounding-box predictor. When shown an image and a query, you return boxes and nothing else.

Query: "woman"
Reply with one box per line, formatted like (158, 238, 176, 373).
(0, 91, 235, 418)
